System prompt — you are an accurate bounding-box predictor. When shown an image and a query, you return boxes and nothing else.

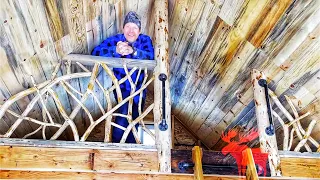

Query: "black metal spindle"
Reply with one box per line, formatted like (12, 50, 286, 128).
(159, 73, 168, 131)
(258, 79, 275, 136)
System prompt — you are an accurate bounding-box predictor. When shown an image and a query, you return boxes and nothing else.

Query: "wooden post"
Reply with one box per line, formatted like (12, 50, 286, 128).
(192, 146, 204, 180)
(153, 0, 171, 173)
(251, 69, 281, 176)
(242, 148, 258, 180)
(171, 115, 175, 149)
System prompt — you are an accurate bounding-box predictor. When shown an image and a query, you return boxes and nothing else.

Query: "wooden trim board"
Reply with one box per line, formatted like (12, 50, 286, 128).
(0, 138, 157, 151)
(0, 145, 158, 173)
(0, 171, 315, 179)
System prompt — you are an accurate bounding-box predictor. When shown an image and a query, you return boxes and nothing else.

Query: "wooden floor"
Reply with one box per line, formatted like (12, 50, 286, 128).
(2, 171, 319, 180)
(1, 139, 319, 179)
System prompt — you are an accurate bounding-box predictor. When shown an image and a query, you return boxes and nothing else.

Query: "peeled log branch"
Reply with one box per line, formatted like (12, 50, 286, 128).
(80, 76, 154, 141)
(120, 103, 155, 143)
(294, 120, 318, 152)
(101, 64, 123, 103)
(123, 64, 140, 143)
(3, 108, 62, 128)
(23, 126, 43, 139)
(268, 89, 312, 152)
(251, 69, 280, 176)
(285, 95, 307, 136)
(287, 112, 311, 127)
(30, 76, 54, 125)
(1, 73, 91, 138)
(288, 128, 295, 151)
(51, 64, 100, 140)
(272, 110, 289, 151)
(153, 0, 172, 173)
(47, 89, 79, 141)
(59, 81, 94, 124)
(74, 62, 114, 142)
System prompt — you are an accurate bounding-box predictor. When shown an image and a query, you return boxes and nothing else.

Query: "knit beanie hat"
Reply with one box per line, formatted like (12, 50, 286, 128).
(123, 11, 141, 29)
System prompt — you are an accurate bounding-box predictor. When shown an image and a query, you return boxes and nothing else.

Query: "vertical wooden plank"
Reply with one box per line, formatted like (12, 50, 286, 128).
(0, 7, 43, 138)
(251, 69, 281, 176)
(61, 0, 87, 54)
(218, 0, 246, 26)
(171, 115, 175, 149)
(170, 2, 220, 117)
(194, 42, 256, 138)
(17, 0, 72, 139)
(114, 0, 125, 34)
(136, 0, 152, 35)
(101, 0, 117, 39)
(192, 146, 204, 180)
(242, 148, 258, 180)
(43, 0, 66, 42)
(247, 0, 292, 47)
(83, 0, 103, 53)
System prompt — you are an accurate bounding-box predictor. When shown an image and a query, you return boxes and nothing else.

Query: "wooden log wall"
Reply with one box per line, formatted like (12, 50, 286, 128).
(169, 0, 320, 150)
(0, 0, 153, 140)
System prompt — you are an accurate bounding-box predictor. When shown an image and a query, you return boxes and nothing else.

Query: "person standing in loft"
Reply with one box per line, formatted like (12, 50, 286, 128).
(91, 11, 154, 143)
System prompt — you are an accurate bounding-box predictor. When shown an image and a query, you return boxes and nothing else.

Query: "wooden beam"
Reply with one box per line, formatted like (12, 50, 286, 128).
(0, 138, 156, 151)
(192, 146, 204, 180)
(0, 170, 311, 179)
(280, 157, 320, 178)
(278, 150, 320, 159)
(153, 0, 172, 173)
(251, 69, 281, 176)
(242, 148, 258, 180)
(172, 115, 175, 149)
(0, 145, 158, 172)
(64, 54, 157, 70)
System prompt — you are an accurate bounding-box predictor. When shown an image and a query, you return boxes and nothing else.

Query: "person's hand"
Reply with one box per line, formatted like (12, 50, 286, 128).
(116, 41, 127, 54)
(116, 41, 133, 56)
(121, 45, 133, 56)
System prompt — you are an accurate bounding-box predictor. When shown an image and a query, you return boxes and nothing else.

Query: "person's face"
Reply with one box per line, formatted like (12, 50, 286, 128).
(123, 23, 140, 43)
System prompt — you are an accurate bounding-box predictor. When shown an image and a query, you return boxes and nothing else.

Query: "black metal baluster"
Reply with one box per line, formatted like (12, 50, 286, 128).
(159, 73, 168, 131)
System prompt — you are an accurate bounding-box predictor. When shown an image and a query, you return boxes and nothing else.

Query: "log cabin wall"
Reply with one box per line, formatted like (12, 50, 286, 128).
(168, 0, 320, 150)
(0, 0, 153, 140)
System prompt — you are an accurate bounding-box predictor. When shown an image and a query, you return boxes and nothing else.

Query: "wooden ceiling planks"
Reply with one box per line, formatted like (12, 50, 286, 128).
(169, 0, 320, 150)
(185, 0, 279, 139)
(169, 1, 220, 121)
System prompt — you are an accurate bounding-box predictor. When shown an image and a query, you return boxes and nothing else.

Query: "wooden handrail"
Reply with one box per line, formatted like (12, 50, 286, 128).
(64, 54, 157, 70)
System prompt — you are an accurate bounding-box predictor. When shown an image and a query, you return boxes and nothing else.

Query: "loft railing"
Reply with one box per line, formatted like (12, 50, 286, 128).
(252, 69, 320, 177)
(0, 0, 171, 172)
(0, 55, 156, 143)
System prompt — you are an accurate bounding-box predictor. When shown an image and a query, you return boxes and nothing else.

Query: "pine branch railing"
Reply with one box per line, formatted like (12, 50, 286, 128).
(252, 69, 320, 176)
(0, 55, 157, 144)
